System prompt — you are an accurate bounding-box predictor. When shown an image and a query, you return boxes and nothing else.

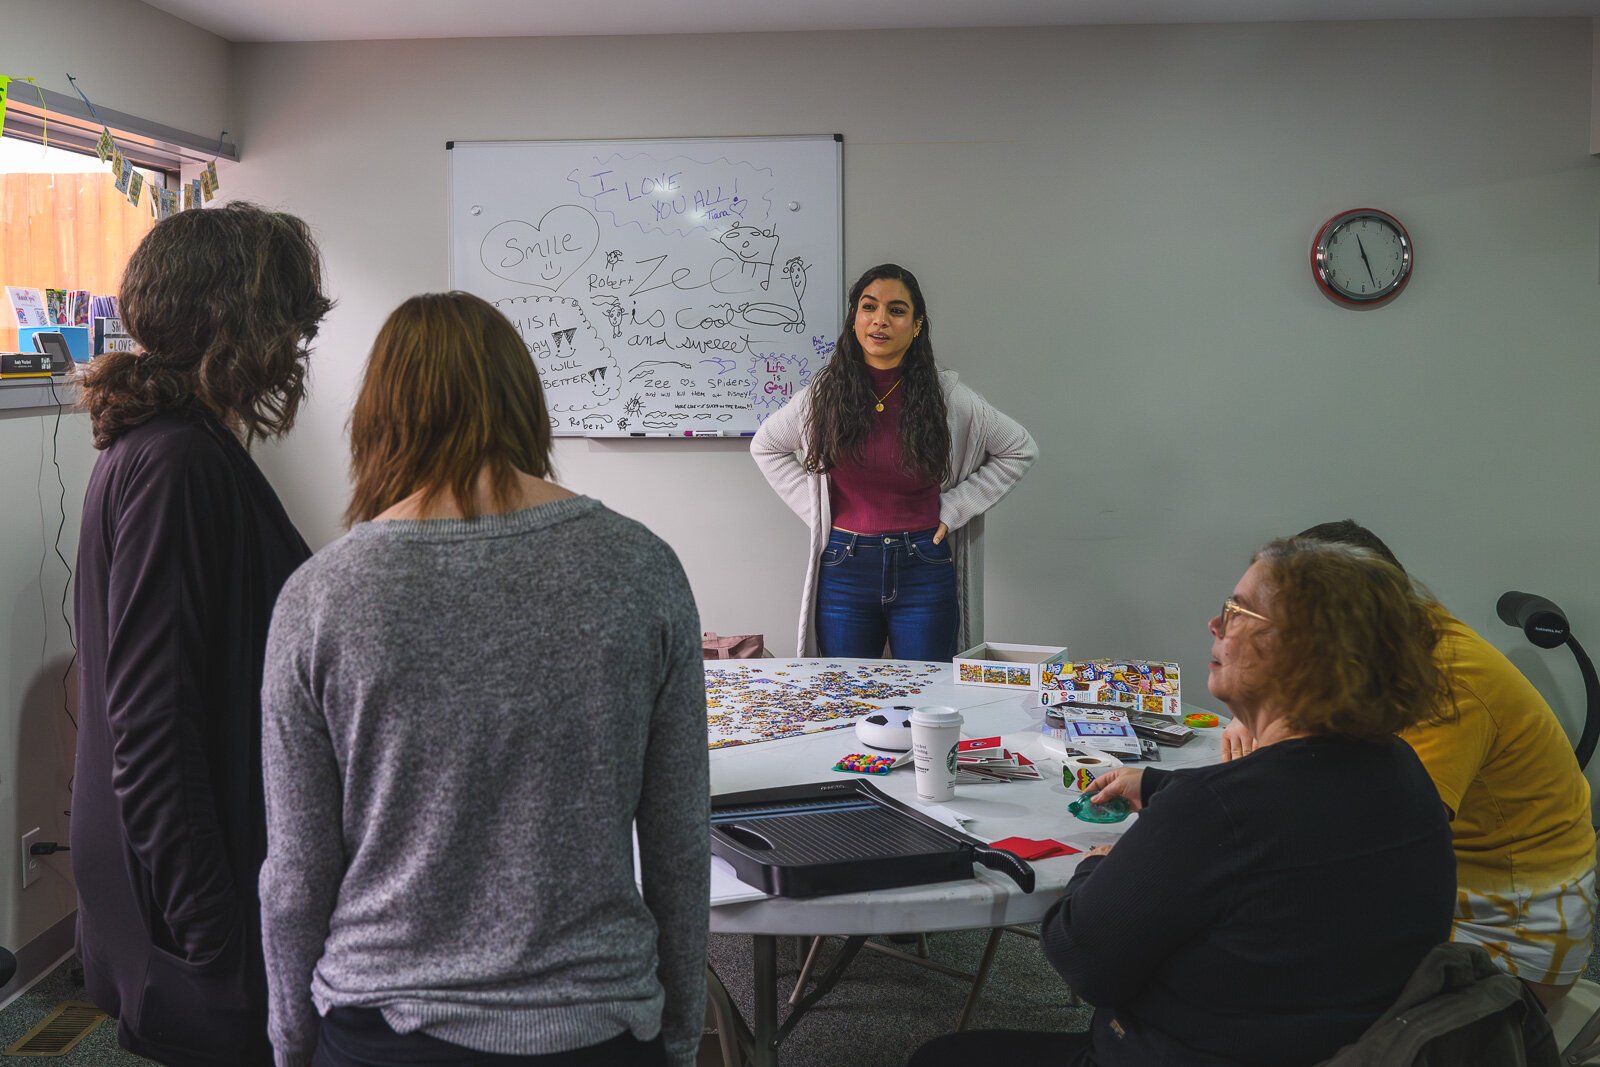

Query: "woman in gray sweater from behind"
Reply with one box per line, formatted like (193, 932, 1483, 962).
(260, 292, 709, 1067)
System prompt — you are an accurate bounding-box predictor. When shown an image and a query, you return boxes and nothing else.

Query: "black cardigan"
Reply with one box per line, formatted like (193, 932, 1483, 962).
(1044, 735, 1455, 1067)
(72, 410, 308, 1065)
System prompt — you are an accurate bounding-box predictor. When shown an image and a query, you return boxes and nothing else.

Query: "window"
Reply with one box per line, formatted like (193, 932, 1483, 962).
(0, 137, 165, 351)
(0, 85, 233, 353)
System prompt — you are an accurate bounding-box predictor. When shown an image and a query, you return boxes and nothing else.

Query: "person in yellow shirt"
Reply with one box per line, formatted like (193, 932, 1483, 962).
(1223, 521, 1594, 1010)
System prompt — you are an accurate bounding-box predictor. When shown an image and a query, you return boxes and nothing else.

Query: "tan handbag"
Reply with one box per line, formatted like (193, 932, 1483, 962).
(702, 632, 766, 660)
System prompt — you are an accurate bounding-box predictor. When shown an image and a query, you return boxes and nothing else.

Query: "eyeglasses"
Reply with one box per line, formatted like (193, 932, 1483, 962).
(1219, 596, 1271, 635)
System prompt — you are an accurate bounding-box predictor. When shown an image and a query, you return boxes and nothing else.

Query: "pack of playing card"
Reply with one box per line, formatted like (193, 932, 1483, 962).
(955, 736, 1043, 783)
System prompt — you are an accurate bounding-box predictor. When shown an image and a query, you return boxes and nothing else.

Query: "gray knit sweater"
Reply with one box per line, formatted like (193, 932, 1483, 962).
(259, 496, 709, 1067)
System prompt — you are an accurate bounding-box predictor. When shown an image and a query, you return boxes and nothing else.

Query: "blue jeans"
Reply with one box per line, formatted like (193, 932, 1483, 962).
(815, 527, 959, 661)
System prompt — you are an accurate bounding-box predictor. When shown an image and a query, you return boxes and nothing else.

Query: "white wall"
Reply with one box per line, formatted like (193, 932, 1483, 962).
(227, 22, 1600, 800)
(0, 402, 93, 970)
(0, 0, 230, 983)
(0, 0, 231, 137)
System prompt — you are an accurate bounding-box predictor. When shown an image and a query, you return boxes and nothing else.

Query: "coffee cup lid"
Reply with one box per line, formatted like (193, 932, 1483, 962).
(910, 705, 962, 727)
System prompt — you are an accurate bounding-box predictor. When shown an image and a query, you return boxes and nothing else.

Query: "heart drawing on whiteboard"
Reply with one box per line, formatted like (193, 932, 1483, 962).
(480, 206, 601, 291)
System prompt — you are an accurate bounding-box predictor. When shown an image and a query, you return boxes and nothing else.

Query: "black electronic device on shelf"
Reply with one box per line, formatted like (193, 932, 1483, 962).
(710, 779, 1036, 899)
(29, 331, 73, 374)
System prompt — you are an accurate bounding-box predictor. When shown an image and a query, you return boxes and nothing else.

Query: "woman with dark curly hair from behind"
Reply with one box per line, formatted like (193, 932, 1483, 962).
(909, 538, 1458, 1067)
(73, 202, 332, 1066)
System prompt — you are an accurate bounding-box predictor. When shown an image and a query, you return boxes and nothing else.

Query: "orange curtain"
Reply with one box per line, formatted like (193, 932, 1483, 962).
(0, 172, 157, 351)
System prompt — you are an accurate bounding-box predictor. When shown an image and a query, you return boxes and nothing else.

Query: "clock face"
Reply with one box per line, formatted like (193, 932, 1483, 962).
(1311, 209, 1413, 307)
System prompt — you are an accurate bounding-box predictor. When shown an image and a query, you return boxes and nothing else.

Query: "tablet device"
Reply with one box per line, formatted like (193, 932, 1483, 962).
(30, 332, 73, 374)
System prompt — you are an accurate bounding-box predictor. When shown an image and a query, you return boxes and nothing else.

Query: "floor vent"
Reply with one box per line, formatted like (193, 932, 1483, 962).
(3, 1001, 107, 1057)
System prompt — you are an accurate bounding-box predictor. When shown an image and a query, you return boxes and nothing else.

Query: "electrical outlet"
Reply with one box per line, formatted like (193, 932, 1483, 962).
(21, 828, 41, 889)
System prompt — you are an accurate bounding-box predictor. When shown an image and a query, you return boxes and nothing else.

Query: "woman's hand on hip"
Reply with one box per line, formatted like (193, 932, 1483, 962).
(1084, 767, 1144, 810)
(932, 522, 949, 545)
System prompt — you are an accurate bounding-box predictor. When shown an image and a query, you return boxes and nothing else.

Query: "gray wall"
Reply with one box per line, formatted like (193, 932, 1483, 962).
(0, 401, 92, 971)
(230, 22, 1599, 773)
(0, 0, 231, 136)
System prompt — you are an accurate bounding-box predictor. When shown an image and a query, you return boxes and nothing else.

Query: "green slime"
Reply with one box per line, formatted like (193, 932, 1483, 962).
(1068, 794, 1133, 824)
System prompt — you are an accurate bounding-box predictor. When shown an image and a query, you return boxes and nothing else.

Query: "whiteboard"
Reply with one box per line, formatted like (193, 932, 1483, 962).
(448, 136, 842, 437)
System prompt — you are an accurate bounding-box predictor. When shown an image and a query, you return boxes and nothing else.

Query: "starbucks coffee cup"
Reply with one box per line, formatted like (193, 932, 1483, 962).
(910, 705, 963, 803)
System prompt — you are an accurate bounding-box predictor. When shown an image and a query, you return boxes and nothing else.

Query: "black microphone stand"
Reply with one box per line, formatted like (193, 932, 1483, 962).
(1497, 592, 1600, 771)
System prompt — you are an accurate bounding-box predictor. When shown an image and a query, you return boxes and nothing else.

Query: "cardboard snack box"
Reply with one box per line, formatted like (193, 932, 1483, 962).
(1041, 659, 1183, 717)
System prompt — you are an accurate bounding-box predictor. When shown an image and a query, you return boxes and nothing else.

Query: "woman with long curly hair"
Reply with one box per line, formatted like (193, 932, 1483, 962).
(73, 202, 331, 1066)
(751, 264, 1036, 659)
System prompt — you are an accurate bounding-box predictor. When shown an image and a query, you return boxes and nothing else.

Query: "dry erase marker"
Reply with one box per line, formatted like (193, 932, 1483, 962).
(630, 432, 671, 437)
(720, 431, 755, 437)
(686, 430, 718, 437)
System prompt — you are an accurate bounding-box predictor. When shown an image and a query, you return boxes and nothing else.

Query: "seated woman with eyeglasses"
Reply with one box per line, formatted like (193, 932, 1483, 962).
(909, 538, 1456, 1067)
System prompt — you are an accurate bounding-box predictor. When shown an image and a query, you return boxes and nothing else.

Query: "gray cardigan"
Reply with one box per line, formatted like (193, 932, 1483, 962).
(751, 369, 1037, 656)
(259, 497, 709, 1067)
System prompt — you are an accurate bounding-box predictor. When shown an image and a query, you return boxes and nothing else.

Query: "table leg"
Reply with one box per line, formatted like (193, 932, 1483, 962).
(706, 965, 754, 1067)
(955, 927, 1006, 1031)
(751, 934, 779, 1067)
(788, 936, 824, 1007)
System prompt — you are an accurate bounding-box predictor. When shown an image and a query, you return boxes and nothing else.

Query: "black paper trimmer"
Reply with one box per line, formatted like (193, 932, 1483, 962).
(709, 779, 1036, 898)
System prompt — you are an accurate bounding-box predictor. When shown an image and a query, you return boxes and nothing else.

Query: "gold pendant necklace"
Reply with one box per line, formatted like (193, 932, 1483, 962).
(873, 377, 903, 413)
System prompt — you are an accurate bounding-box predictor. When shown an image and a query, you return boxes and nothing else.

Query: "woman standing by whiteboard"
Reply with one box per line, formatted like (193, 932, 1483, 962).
(752, 264, 1036, 660)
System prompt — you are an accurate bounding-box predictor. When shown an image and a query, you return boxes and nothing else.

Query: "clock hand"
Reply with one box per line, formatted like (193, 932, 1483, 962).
(1355, 234, 1377, 287)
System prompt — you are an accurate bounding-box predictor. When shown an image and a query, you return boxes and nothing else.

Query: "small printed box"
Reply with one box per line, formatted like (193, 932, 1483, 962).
(1039, 681, 1108, 707)
(1091, 687, 1182, 718)
(1041, 659, 1183, 717)
(954, 643, 1067, 690)
(1061, 717, 1143, 758)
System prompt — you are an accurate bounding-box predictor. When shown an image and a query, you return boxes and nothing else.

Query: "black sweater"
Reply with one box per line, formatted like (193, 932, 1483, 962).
(1043, 735, 1455, 1067)
(72, 411, 309, 1065)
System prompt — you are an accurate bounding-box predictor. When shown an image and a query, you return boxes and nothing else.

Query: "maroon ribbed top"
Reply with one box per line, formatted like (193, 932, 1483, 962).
(827, 365, 941, 534)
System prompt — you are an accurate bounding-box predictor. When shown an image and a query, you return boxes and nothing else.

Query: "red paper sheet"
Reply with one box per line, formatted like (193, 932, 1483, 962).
(990, 836, 1082, 860)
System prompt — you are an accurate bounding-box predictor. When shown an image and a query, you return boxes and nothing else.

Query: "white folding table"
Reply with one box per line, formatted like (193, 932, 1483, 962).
(703, 659, 1223, 1067)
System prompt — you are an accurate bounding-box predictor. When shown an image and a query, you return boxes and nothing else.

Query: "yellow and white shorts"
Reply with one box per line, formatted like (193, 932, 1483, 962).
(1450, 868, 1597, 986)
